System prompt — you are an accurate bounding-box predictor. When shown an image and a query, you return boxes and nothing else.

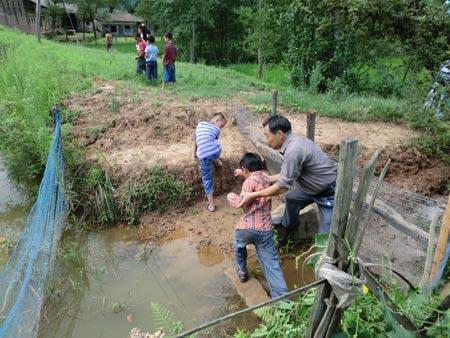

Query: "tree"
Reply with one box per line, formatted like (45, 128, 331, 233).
(237, 0, 287, 77)
(75, 0, 110, 42)
(282, 0, 450, 92)
(43, 1, 65, 37)
(136, 0, 248, 64)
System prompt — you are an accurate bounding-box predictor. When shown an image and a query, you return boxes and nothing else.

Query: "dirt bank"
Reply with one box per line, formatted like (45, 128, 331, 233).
(65, 79, 256, 197)
(255, 108, 449, 198)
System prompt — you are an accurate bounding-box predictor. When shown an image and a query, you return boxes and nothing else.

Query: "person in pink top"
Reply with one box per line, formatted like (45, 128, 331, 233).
(228, 153, 288, 298)
(134, 32, 147, 75)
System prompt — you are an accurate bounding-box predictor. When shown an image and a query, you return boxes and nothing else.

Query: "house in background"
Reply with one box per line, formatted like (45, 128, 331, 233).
(96, 11, 144, 37)
(0, 0, 51, 34)
(0, 1, 146, 38)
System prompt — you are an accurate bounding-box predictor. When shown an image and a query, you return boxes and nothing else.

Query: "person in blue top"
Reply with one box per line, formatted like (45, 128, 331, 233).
(145, 36, 159, 81)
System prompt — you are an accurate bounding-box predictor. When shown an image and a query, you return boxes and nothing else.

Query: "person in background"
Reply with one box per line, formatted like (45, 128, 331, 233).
(145, 35, 159, 81)
(162, 32, 177, 89)
(139, 23, 148, 41)
(105, 30, 113, 52)
(228, 153, 289, 298)
(134, 32, 147, 75)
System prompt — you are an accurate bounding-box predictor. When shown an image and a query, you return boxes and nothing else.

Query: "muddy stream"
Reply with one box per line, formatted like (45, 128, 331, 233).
(0, 163, 314, 338)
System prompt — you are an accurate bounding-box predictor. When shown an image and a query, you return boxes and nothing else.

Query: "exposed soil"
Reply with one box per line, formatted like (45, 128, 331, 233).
(255, 108, 449, 198)
(65, 78, 256, 196)
(66, 79, 448, 247)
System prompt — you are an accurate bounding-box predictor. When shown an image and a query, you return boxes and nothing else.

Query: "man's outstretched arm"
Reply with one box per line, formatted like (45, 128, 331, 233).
(237, 183, 287, 208)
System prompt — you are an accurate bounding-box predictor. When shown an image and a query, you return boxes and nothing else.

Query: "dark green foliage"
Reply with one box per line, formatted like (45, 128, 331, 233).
(118, 167, 192, 225)
(282, 0, 450, 94)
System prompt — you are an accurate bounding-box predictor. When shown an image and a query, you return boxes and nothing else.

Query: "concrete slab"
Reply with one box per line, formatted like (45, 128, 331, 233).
(224, 267, 270, 306)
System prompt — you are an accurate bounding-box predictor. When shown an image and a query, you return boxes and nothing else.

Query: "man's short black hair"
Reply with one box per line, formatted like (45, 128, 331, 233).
(262, 115, 291, 134)
(164, 32, 173, 40)
(148, 35, 155, 43)
(240, 153, 263, 172)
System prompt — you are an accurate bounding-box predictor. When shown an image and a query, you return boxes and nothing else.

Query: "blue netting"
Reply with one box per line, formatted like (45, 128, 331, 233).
(0, 109, 66, 338)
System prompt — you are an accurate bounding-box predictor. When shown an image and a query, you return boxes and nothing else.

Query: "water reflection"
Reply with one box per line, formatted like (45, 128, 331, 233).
(39, 227, 257, 338)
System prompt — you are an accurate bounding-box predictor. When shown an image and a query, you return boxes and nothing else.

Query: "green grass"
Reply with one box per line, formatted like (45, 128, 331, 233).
(228, 63, 290, 88)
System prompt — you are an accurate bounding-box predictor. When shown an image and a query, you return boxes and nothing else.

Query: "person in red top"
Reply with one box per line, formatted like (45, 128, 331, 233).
(162, 32, 177, 89)
(227, 153, 288, 298)
(134, 32, 147, 74)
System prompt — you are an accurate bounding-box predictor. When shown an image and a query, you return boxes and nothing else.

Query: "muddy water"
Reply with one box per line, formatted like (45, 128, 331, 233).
(38, 227, 258, 338)
(0, 161, 314, 337)
(0, 160, 30, 268)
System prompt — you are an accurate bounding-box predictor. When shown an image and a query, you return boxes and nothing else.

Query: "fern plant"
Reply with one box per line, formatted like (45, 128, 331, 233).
(149, 302, 184, 335)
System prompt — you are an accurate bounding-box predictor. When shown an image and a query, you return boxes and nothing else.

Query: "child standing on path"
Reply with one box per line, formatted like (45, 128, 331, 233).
(145, 35, 159, 81)
(162, 32, 177, 89)
(135, 32, 147, 74)
(227, 153, 288, 298)
(194, 113, 227, 212)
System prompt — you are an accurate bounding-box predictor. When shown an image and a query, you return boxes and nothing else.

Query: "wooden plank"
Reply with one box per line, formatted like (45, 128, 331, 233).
(429, 196, 450, 282)
(307, 137, 358, 338)
(320, 150, 379, 337)
(420, 210, 439, 289)
(345, 150, 379, 252)
(306, 111, 317, 142)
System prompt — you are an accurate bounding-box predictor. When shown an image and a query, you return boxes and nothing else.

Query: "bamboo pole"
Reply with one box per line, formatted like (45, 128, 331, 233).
(429, 196, 450, 282)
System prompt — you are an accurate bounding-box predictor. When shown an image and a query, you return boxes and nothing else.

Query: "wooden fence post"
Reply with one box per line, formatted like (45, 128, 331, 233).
(429, 196, 450, 283)
(307, 137, 358, 338)
(307, 111, 317, 142)
(271, 90, 278, 116)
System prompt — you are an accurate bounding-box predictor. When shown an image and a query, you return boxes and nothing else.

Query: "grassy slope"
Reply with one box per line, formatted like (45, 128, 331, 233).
(0, 25, 448, 188)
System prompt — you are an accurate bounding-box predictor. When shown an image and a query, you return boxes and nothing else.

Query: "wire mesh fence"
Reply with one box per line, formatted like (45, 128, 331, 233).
(233, 102, 448, 287)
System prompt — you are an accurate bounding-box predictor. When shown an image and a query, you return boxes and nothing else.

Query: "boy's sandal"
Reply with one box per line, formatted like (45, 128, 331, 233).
(204, 203, 216, 212)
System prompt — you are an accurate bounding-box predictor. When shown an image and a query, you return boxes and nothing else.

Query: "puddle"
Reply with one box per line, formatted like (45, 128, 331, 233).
(0, 160, 30, 268)
(247, 245, 316, 295)
(38, 227, 258, 338)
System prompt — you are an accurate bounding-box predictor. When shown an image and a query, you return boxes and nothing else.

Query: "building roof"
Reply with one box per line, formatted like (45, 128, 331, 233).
(28, 0, 77, 13)
(100, 11, 143, 23)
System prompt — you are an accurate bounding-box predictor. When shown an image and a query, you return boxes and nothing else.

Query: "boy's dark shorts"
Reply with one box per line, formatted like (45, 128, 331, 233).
(163, 63, 176, 83)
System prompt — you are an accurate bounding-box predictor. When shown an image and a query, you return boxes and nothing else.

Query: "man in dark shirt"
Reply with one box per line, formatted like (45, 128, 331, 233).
(162, 32, 177, 89)
(238, 115, 337, 245)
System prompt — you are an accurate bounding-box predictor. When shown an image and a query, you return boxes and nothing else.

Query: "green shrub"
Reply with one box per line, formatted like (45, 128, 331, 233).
(118, 167, 192, 225)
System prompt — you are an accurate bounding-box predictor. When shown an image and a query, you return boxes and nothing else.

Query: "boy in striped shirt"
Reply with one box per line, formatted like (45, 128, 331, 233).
(194, 113, 227, 212)
(227, 153, 288, 298)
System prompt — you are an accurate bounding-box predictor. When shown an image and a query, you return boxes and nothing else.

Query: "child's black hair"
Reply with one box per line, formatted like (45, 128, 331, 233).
(211, 112, 226, 122)
(148, 35, 155, 43)
(239, 153, 263, 172)
(164, 32, 173, 40)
